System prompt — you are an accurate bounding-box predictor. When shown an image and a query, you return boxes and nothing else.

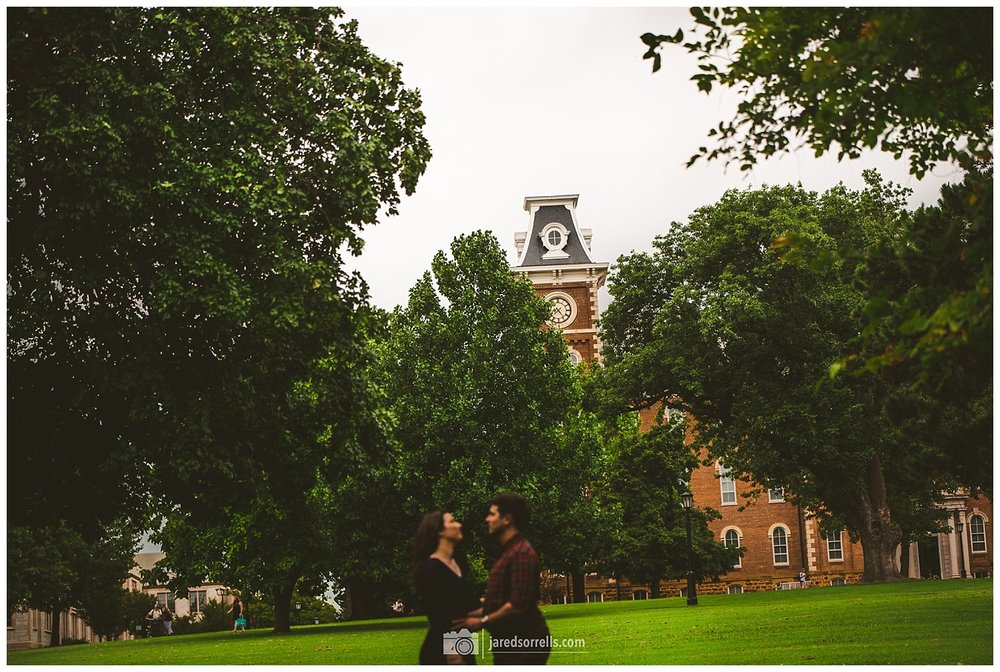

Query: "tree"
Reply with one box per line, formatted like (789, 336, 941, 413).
(150, 329, 395, 632)
(8, 7, 430, 635)
(599, 415, 740, 597)
(599, 177, 959, 582)
(8, 523, 140, 646)
(374, 231, 579, 580)
(641, 7, 991, 177)
(79, 589, 155, 642)
(835, 170, 992, 495)
(641, 7, 992, 388)
(530, 406, 616, 603)
(7, 523, 85, 646)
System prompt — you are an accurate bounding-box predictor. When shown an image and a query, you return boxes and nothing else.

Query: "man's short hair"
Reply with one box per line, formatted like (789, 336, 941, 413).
(490, 493, 530, 530)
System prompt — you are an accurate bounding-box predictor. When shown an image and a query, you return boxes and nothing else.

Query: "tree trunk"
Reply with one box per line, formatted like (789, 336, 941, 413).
(272, 581, 295, 634)
(858, 453, 904, 582)
(615, 572, 622, 601)
(344, 579, 386, 620)
(570, 570, 585, 604)
(48, 605, 62, 647)
(649, 575, 661, 599)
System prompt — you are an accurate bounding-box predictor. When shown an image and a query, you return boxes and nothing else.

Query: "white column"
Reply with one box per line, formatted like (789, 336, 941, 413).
(907, 542, 921, 579)
(958, 510, 971, 577)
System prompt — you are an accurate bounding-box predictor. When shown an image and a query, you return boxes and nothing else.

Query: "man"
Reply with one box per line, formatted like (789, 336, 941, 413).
(453, 493, 550, 665)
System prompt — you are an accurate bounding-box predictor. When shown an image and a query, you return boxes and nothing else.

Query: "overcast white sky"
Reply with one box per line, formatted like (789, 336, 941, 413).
(342, 6, 963, 313)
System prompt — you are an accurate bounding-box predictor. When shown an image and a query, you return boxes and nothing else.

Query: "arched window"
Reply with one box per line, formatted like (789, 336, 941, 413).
(723, 528, 742, 568)
(771, 527, 789, 565)
(718, 462, 736, 505)
(970, 514, 987, 553)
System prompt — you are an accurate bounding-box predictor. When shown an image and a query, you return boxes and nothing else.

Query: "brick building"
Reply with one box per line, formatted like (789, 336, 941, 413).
(7, 570, 144, 650)
(511, 194, 992, 600)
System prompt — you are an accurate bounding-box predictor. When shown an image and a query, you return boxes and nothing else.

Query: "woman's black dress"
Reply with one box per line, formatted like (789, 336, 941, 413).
(415, 557, 478, 665)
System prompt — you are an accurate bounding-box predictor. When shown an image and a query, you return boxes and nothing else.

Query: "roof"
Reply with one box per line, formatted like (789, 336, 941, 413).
(134, 552, 166, 572)
(515, 195, 595, 267)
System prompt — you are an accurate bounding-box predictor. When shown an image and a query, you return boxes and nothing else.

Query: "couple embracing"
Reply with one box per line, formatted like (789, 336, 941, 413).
(413, 493, 550, 665)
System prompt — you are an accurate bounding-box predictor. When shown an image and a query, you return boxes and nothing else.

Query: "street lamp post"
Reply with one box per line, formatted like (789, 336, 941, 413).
(296, 601, 302, 626)
(680, 490, 698, 606)
(955, 512, 967, 579)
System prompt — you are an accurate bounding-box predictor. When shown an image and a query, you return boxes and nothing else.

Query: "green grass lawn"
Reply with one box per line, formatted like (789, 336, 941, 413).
(8, 579, 992, 665)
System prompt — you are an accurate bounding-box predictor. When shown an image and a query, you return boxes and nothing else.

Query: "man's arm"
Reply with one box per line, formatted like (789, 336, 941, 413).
(454, 550, 536, 631)
(453, 600, 521, 632)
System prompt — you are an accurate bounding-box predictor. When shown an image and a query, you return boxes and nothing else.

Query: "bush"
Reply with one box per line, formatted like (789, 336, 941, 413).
(171, 598, 232, 635)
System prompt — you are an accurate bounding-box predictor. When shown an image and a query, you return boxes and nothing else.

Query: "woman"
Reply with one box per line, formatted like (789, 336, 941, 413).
(414, 510, 478, 665)
(228, 595, 244, 633)
(161, 605, 174, 635)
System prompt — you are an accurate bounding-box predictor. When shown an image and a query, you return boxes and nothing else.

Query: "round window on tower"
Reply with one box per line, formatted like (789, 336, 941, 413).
(540, 222, 571, 259)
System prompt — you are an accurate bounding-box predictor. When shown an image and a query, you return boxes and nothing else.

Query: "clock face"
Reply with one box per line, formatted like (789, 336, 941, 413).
(550, 296, 574, 326)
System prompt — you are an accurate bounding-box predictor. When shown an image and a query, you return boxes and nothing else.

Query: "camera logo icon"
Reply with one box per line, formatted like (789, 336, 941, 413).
(442, 628, 478, 656)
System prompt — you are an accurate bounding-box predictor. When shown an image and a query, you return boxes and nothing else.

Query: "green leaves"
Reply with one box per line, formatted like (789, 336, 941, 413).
(375, 231, 579, 564)
(600, 176, 971, 578)
(642, 7, 992, 177)
(640, 30, 683, 72)
(8, 7, 431, 631)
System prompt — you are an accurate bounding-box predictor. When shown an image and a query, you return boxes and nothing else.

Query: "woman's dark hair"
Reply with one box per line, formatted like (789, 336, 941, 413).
(412, 509, 447, 569)
(489, 493, 530, 530)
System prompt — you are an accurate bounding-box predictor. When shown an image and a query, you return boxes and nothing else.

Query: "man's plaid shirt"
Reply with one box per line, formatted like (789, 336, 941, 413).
(483, 534, 546, 634)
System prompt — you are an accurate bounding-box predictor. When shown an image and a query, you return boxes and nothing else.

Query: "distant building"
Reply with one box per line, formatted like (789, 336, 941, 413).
(134, 552, 233, 619)
(512, 194, 992, 600)
(6, 570, 144, 650)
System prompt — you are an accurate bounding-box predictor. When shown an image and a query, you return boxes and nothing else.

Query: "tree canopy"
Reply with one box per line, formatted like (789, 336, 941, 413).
(642, 7, 992, 177)
(8, 6, 430, 636)
(599, 416, 740, 596)
(641, 7, 992, 384)
(599, 175, 966, 582)
(374, 231, 579, 565)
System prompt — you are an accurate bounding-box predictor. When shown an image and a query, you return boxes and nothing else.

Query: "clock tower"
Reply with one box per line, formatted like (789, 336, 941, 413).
(512, 194, 609, 364)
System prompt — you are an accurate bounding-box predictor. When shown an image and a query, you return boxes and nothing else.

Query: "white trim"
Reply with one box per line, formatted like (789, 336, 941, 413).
(768, 524, 791, 566)
(539, 222, 571, 259)
(718, 461, 737, 506)
(721, 526, 743, 568)
(768, 487, 785, 502)
(969, 513, 988, 554)
(515, 262, 610, 274)
(825, 529, 844, 562)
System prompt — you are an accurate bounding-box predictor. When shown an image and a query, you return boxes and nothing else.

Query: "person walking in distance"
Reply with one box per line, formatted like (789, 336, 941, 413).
(228, 595, 244, 633)
(161, 605, 174, 635)
(453, 493, 550, 665)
